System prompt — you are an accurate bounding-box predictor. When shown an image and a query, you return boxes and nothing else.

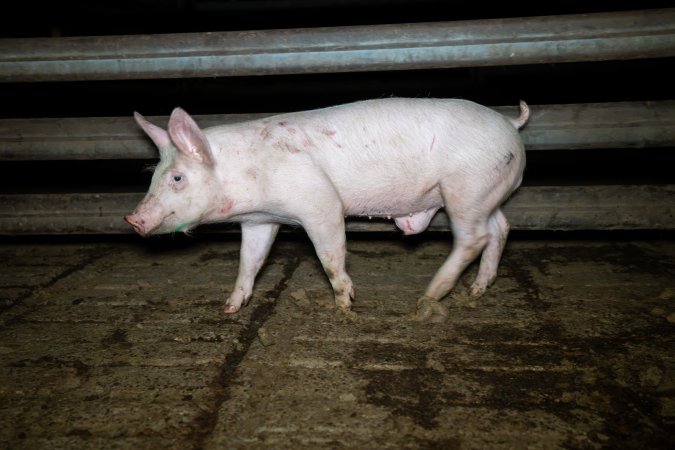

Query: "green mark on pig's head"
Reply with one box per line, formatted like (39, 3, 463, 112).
(173, 223, 190, 234)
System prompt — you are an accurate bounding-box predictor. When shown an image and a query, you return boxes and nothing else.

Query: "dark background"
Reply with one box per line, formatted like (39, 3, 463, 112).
(1, 0, 674, 193)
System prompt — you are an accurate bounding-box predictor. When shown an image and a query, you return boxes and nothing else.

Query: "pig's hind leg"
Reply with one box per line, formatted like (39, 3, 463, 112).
(224, 222, 280, 314)
(415, 190, 493, 321)
(469, 209, 509, 297)
(422, 215, 490, 301)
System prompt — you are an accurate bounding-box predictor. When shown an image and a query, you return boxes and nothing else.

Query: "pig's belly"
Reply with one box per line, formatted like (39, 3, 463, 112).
(340, 183, 443, 218)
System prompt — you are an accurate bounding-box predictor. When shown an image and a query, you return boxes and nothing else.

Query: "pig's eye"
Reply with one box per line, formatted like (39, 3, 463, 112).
(168, 172, 186, 190)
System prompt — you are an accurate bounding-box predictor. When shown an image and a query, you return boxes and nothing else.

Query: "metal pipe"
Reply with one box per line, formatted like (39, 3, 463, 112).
(1, 102, 673, 160)
(1, 9, 674, 82)
(1, 185, 672, 234)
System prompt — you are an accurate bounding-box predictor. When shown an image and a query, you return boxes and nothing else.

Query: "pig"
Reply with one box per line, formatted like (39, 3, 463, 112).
(125, 98, 529, 322)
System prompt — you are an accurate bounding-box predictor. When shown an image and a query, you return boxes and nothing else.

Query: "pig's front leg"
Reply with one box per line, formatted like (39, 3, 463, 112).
(302, 215, 354, 311)
(224, 222, 280, 314)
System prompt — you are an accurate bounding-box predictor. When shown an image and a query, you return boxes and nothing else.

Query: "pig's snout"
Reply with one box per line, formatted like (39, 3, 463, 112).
(124, 214, 147, 236)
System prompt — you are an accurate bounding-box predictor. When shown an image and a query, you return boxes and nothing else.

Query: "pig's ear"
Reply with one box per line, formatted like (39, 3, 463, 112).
(167, 107, 214, 166)
(134, 112, 173, 159)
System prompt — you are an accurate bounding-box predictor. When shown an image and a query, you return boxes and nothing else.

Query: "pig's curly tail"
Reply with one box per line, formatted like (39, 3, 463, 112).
(510, 100, 530, 129)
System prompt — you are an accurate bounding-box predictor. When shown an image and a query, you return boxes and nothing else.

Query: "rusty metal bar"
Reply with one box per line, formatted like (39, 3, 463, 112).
(1, 101, 674, 161)
(1, 9, 674, 82)
(0, 186, 672, 234)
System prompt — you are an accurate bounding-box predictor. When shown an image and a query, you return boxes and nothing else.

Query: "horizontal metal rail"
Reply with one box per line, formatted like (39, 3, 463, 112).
(0, 185, 672, 234)
(1, 101, 674, 161)
(1, 9, 674, 82)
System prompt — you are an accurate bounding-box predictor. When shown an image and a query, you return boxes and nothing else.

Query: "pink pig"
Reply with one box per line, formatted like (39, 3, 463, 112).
(125, 98, 528, 321)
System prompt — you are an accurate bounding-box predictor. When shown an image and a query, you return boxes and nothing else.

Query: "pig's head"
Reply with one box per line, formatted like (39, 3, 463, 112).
(125, 108, 218, 236)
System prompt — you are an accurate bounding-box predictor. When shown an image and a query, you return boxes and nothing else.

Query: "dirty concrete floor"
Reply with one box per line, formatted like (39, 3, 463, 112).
(0, 234, 674, 449)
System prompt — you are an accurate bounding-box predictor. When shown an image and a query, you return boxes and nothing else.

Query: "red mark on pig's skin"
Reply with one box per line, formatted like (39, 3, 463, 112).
(278, 121, 288, 127)
(219, 199, 234, 215)
(429, 135, 436, 152)
(398, 218, 415, 235)
(287, 127, 297, 135)
(297, 125, 316, 149)
(259, 127, 271, 140)
(272, 141, 300, 153)
(322, 128, 342, 148)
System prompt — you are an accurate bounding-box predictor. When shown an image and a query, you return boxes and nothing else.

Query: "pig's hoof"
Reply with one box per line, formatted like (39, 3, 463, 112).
(469, 283, 487, 298)
(223, 304, 241, 314)
(336, 307, 359, 322)
(414, 296, 449, 323)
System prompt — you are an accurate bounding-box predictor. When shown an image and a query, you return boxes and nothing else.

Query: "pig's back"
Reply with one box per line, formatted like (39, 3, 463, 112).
(300, 97, 521, 171)
(288, 98, 524, 216)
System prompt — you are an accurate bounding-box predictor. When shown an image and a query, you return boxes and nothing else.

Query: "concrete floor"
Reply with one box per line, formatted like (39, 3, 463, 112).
(0, 234, 674, 449)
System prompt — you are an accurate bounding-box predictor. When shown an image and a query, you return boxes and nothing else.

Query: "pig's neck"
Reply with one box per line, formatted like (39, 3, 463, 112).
(198, 157, 258, 224)
(199, 124, 292, 225)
